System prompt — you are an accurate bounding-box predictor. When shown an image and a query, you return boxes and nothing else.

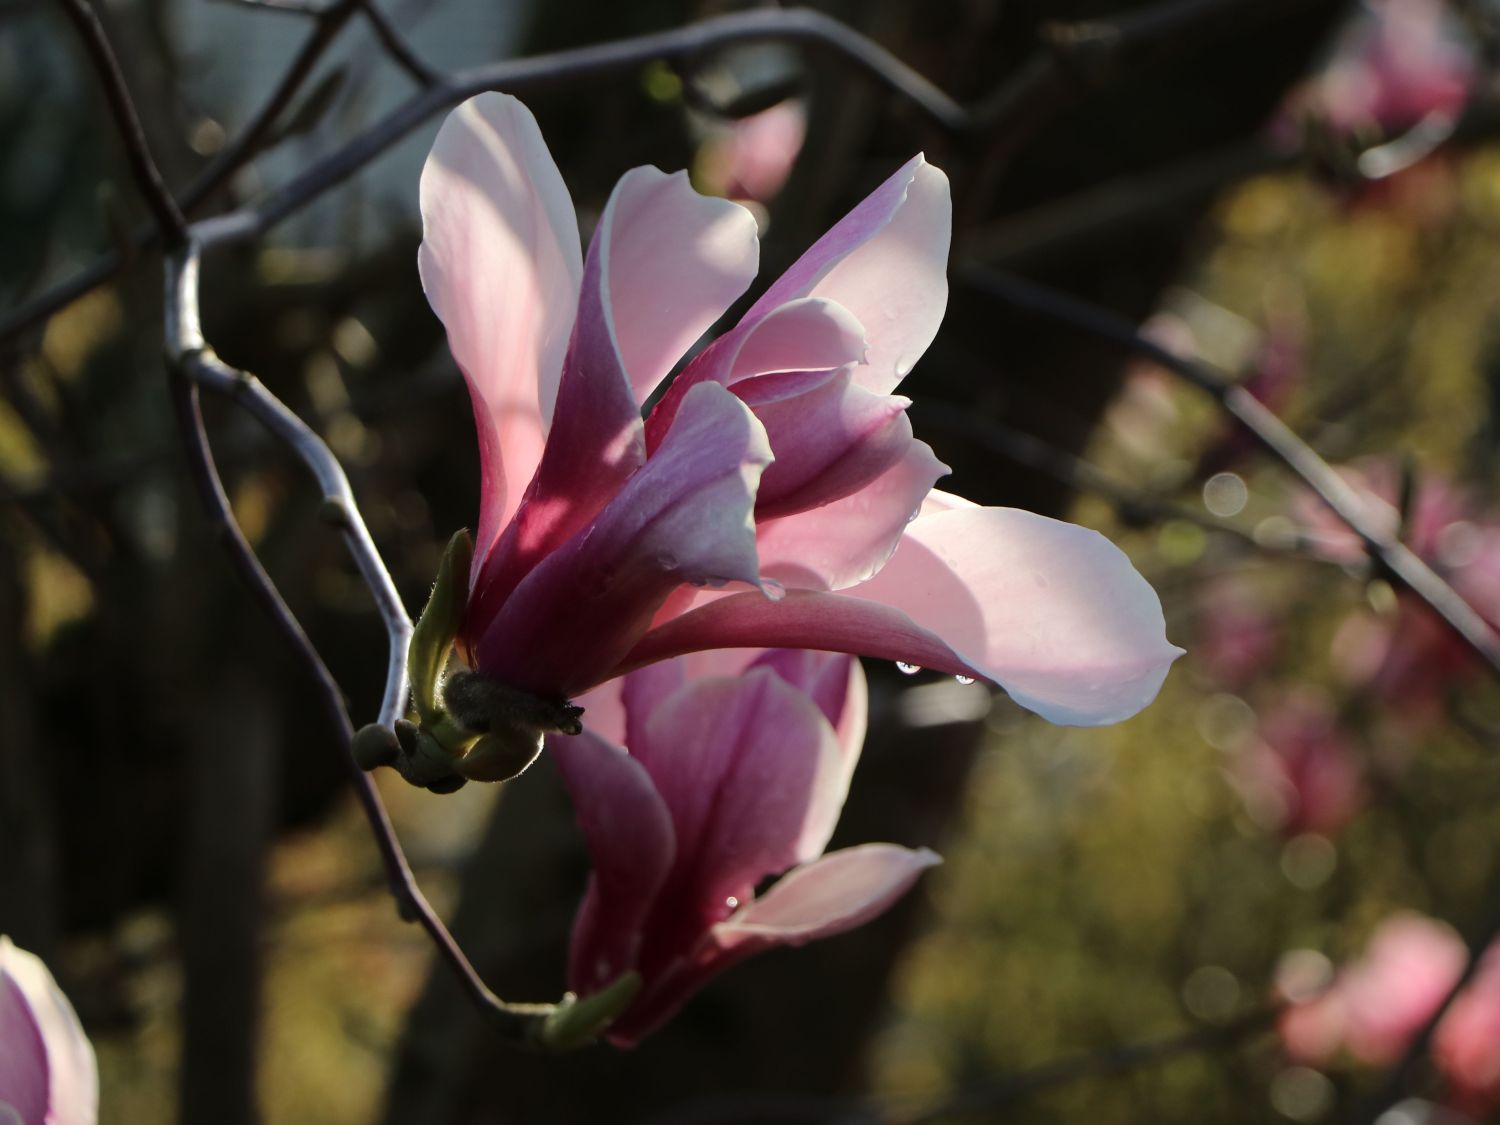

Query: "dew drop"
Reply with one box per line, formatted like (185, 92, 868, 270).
(655, 551, 678, 569)
(896, 661, 922, 675)
(761, 578, 787, 603)
(955, 674, 975, 685)
(725, 896, 740, 910)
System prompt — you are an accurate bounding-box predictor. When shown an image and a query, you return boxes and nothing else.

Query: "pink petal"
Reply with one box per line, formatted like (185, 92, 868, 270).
(742, 155, 950, 394)
(727, 297, 868, 381)
(753, 440, 949, 591)
(712, 844, 940, 950)
(0, 937, 97, 1125)
(574, 650, 768, 746)
(624, 508, 1183, 726)
(748, 650, 868, 859)
(550, 731, 677, 996)
(737, 369, 917, 518)
(607, 842, 936, 1048)
(602, 167, 760, 405)
(631, 668, 845, 911)
(418, 94, 583, 577)
(472, 382, 771, 697)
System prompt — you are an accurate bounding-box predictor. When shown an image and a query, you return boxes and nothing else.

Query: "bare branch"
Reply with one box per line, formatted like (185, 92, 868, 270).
(165, 247, 546, 1043)
(359, 0, 440, 88)
(54, 0, 187, 244)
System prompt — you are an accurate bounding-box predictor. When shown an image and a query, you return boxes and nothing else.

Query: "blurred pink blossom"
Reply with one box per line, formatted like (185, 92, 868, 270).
(552, 649, 938, 1046)
(698, 100, 806, 204)
(1233, 689, 1366, 837)
(1293, 461, 1500, 721)
(1281, 913, 1500, 1113)
(0, 936, 97, 1125)
(1193, 577, 1280, 689)
(1281, 0, 1476, 139)
(417, 93, 1181, 728)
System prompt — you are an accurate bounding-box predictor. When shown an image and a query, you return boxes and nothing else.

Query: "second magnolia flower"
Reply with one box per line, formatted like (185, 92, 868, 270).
(418, 93, 1182, 724)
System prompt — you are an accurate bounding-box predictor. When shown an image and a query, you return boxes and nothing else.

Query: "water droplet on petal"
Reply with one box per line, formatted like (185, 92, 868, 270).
(725, 896, 740, 910)
(955, 675, 975, 685)
(896, 661, 922, 675)
(906, 508, 920, 524)
(656, 551, 678, 570)
(761, 578, 787, 602)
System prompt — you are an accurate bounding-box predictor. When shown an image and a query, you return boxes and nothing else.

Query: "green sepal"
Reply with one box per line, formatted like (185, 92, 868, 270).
(454, 726, 545, 782)
(539, 972, 642, 1052)
(409, 529, 474, 726)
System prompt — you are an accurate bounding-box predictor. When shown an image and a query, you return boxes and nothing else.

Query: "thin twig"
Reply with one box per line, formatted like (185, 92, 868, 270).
(60, 0, 549, 1035)
(358, 0, 440, 88)
(1, 0, 363, 342)
(959, 267, 1500, 683)
(54, 0, 188, 244)
(7, 6, 965, 344)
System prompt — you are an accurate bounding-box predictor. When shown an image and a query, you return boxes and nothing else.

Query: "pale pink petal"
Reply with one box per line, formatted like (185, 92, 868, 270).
(0, 937, 97, 1125)
(624, 508, 1182, 726)
(631, 668, 844, 910)
(749, 650, 868, 858)
(712, 844, 941, 949)
(573, 679, 626, 745)
(737, 369, 917, 518)
(418, 93, 583, 575)
(743, 156, 950, 394)
(550, 732, 677, 996)
(473, 382, 771, 696)
(603, 167, 759, 404)
(575, 650, 767, 746)
(753, 440, 949, 591)
(642, 296, 867, 452)
(469, 172, 756, 629)
(727, 297, 868, 381)
(606, 841, 937, 1048)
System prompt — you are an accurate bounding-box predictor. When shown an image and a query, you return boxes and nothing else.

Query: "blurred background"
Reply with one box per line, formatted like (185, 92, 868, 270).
(6, 0, 1500, 1120)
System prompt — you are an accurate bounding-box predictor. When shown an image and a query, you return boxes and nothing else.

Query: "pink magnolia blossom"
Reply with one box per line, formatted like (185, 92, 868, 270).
(1280, 913, 1465, 1067)
(698, 99, 807, 204)
(551, 648, 938, 1046)
(1311, 0, 1475, 137)
(418, 93, 1181, 727)
(1232, 690, 1366, 837)
(1281, 913, 1500, 1113)
(1294, 460, 1500, 721)
(0, 937, 98, 1125)
(1434, 941, 1500, 1113)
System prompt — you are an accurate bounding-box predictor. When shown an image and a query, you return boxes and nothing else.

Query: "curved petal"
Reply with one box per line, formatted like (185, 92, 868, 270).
(550, 731, 677, 996)
(0, 937, 97, 1125)
(738, 369, 917, 518)
(473, 382, 772, 697)
(712, 844, 941, 950)
(603, 168, 760, 404)
(607, 842, 936, 1048)
(749, 650, 868, 858)
(728, 297, 868, 381)
(754, 440, 949, 591)
(743, 155, 950, 394)
(632, 668, 844, 909)
(623, 508, 1183, 726)
(418, 93, 583, 573)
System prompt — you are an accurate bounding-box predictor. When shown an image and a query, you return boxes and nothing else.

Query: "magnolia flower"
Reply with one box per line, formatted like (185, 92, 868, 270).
(697, 99, 807, 204)
(1280, 913, 1500, 1113)
(551, 648, 938, 1046)
(0, 937, 98, 1125)
(417, 93, 1180, 750)
(1231, 690, 1366, 838)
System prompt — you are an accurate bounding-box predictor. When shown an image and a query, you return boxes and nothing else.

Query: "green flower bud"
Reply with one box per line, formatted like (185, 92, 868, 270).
(454, 724, 545, 782)
(409, 529, 474, 725)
